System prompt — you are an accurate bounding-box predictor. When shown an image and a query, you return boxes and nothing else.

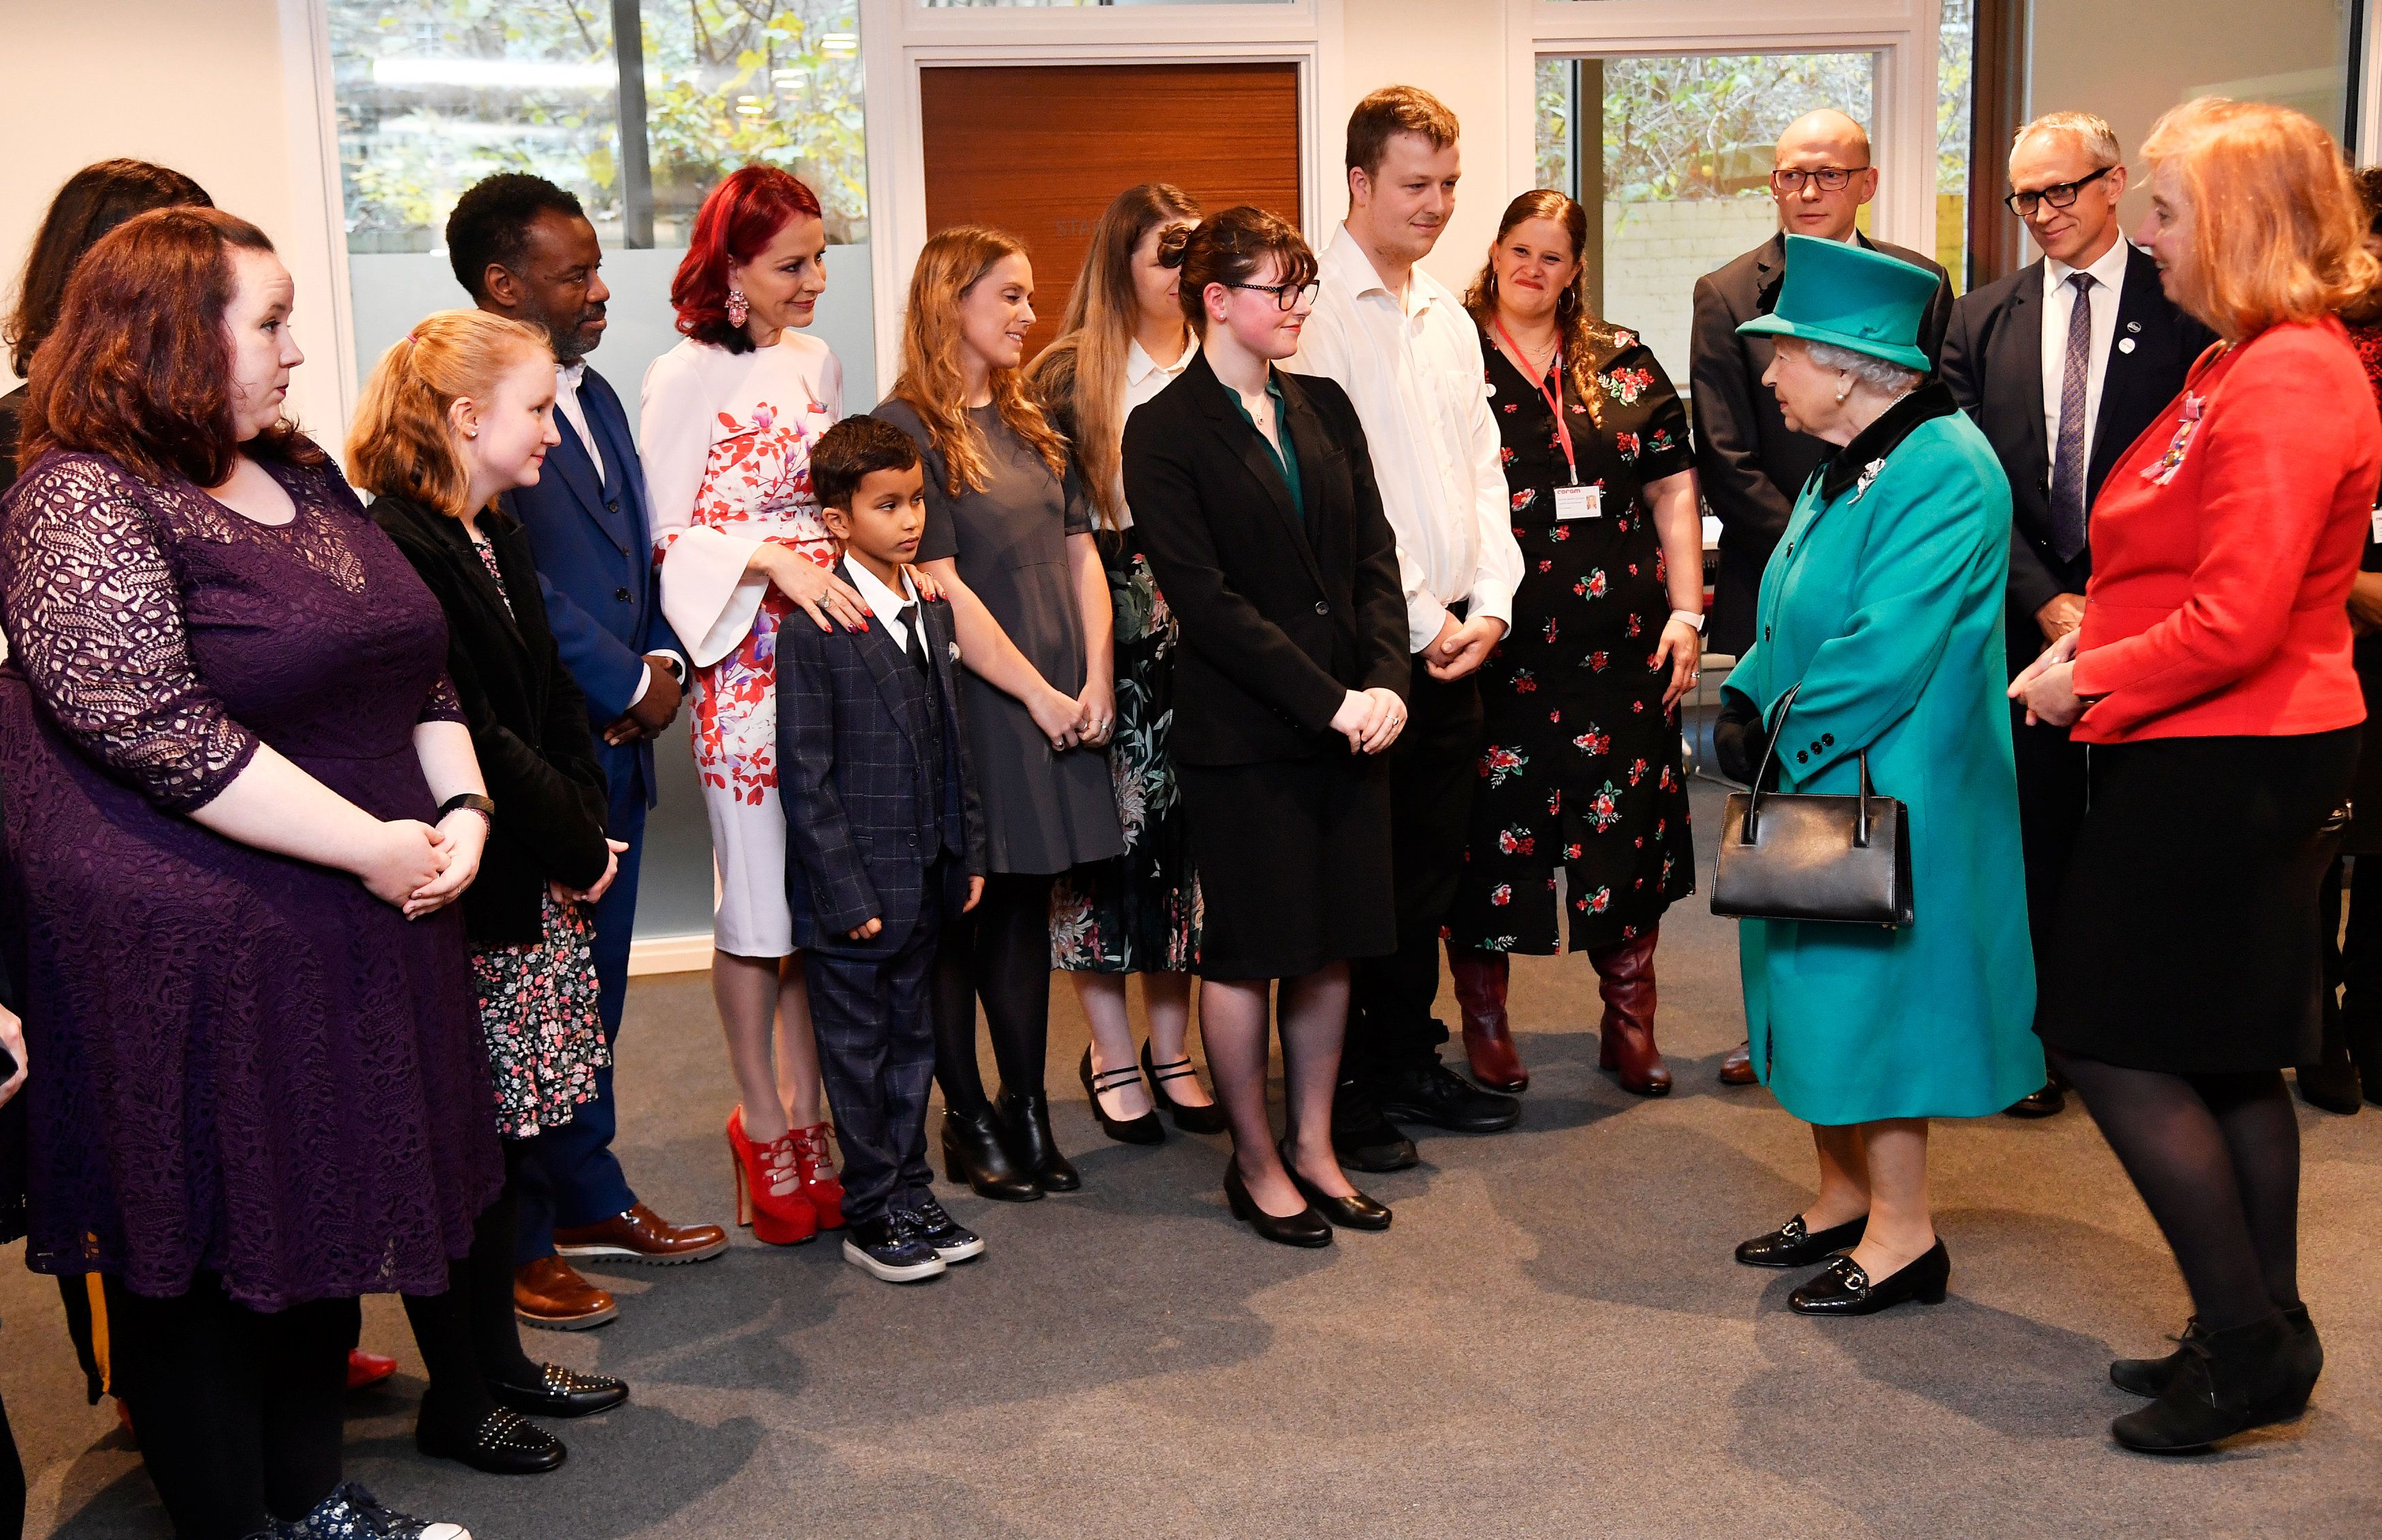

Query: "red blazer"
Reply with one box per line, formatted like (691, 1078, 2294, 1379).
(2070, 315, 2381, 743)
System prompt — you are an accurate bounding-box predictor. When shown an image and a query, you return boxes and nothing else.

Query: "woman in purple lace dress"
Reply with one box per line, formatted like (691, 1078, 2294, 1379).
(0, 208, 489, 1540)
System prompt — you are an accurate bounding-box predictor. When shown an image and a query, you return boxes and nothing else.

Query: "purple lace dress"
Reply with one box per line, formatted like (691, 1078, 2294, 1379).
(0, 449, 502, 1310)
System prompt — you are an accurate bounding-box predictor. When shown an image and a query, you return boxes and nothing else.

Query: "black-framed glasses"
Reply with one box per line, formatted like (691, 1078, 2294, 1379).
(1770, 166, 1868, 194)
(1226, 280, 1321, 310)
(2004, 165, 2115, 217)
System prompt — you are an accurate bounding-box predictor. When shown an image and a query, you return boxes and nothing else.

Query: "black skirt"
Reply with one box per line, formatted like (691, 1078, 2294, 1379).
(2038, 727, 2357, 1072)
(1179, 755, 1394, 981)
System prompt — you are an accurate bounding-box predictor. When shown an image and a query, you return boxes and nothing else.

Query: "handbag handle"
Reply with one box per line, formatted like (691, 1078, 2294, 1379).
(1737, 681, 1874, 849)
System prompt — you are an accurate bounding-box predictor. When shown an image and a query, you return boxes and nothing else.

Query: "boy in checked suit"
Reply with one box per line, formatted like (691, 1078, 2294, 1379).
(779, 417, 988, 1283)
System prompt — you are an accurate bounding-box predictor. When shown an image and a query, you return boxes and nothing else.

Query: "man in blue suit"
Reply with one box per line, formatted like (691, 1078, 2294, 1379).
(451, 175, 728, 1330)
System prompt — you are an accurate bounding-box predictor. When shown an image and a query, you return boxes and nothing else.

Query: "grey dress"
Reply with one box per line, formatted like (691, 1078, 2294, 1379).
(873, 398, 1124, 875)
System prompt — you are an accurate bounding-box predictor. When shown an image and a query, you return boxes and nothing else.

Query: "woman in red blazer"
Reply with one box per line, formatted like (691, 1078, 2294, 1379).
(2012, 97, 2381, 1455)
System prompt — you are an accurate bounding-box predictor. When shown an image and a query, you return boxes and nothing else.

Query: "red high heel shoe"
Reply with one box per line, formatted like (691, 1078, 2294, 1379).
(726, 1107, 818, 1245)
(789, 1122, 845, 1230)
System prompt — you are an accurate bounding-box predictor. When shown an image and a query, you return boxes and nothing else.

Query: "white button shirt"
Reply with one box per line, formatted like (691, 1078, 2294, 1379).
(1117, 334, 1192, 529)
(842, 553, 921, 655)
(2040, 236, 2132, 464)
(1286, 225, 1521, 655)
(555, 360, 603, 488)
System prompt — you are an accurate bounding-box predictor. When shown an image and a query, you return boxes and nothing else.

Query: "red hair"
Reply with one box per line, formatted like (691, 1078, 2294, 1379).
(18, 206, 322, 487)
(670, 166, 824, 354)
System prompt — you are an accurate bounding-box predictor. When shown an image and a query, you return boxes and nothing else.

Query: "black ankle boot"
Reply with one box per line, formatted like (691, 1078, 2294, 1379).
(2110, 1303, 2319, 1398)
(940, 1106, 1041, 1202)
(2112, 1312, 2307, 1453)
(995, 1086, 1081, 1192)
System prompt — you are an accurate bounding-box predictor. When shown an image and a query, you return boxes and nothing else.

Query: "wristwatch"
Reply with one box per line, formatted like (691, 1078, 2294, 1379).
(1669, 609, 1706, 634)
(438, 792, 495, 826)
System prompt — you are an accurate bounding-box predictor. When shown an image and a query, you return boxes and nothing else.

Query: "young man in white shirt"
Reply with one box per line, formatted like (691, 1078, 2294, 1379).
(1288, 86, 1528, 1170)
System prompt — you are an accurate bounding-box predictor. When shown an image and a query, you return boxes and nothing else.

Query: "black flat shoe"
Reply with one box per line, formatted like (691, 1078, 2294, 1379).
(2002, 1082, 2067, 1118)
(1143, 1041, 1231, 1134)
(1279, 1141, 1390, 1230)
(941, 1107, 1042, 1202)
(996, 1086, 1081, 1192)
(1329, 1077, 1419, 1173)
(2112, 1313, 2313, 1453)
(1367, 1055, 1522, 1134)
(1786, 1239, 1950, 1315)
(2112, 1305, 2319, 1401)
(1735, 1212, 1867, 1268)
(1223, 1160, 1331, 1248)
(416, 1407, 566, 1475)
(1081, 1047, 1164, 1145)
(489, 1362, 628, 1419)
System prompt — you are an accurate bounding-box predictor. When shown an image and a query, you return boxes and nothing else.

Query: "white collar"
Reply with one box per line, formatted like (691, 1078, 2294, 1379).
(1324, 223, 1437, 316)
(557, 358, 587, 391)
(2046, 235, 2132, 294)
(1126, 335, 1192, 388)
(841, 553, 917, 620)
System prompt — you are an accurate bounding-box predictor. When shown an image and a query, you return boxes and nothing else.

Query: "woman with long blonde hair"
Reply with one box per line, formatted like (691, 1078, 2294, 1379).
(1030, 184, 1228, 1144)
(876, 226, 1124, 1200)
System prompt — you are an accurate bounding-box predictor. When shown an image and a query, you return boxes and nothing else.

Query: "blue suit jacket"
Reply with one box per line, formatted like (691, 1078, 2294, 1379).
(498, 363, 684, 806)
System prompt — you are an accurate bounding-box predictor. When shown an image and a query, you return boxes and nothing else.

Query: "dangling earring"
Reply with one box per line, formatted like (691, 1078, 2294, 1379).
(727, 285, 749, 327)
(1834, 376, 1852, 404)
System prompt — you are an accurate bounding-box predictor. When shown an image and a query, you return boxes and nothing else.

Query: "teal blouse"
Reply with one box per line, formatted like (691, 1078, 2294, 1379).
(1227, 370, 1304, 521)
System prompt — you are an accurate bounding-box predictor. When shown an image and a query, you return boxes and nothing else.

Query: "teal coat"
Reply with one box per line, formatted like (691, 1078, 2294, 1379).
(1724, 385, 2040, 1125)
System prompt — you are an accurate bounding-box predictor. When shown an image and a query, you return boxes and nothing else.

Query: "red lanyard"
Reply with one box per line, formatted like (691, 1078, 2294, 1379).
(1494, 314, 1578, 485)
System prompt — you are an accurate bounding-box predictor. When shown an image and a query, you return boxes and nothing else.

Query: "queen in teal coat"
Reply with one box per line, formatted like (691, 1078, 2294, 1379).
(1716, 235, 2040, 1317)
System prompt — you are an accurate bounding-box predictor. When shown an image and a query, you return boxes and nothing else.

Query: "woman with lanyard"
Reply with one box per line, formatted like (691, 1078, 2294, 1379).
(1442, 190, 1706, 1098)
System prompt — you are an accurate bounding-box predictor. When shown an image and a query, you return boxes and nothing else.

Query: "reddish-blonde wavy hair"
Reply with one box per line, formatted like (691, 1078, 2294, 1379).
(346, 309, 552, 519)
(17, 206, 323, 486)
(2142, 96, 2379, 341)
(890, 225, 1068, 497)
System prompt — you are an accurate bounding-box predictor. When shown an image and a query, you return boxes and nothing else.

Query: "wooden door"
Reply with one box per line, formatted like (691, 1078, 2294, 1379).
(919, 63, 1303, 358)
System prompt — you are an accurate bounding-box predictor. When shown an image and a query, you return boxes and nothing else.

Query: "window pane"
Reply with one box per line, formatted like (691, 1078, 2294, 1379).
(1939, 0, 1972, 292)
(920, 1, 1290, 7)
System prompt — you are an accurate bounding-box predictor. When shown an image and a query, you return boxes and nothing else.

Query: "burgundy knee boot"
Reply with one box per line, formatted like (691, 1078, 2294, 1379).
(1449, 947, 1529, 1092)
(1591, 928, 1669, 1096)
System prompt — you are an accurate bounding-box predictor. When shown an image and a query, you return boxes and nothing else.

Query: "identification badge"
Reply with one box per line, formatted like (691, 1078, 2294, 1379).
(1555, 482, 1601, 520)
(2370, 504, 2381, 544)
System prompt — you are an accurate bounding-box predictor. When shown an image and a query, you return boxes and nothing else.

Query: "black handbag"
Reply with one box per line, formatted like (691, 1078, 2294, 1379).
(1710, 684, 1914, 928)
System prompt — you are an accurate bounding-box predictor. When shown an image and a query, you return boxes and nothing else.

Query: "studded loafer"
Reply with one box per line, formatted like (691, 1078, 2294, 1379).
(489, 1362, 630, 1420)
(1734, 1213, 1867, 1268)
(415, 1408, 567, 1475)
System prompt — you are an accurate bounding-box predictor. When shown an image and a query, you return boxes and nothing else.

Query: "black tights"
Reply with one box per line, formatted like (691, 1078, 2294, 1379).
(104, 1273, 355, 1540)
(402, 1138, 540, 1437)
(2051, 1048, 2301, 1330)
(931, 872, 1056, 1115)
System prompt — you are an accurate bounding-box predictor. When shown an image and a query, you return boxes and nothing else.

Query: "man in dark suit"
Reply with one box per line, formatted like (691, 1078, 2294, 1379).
(451, 174, 728, 1328)
(1689, 107, 1953, 1085)
(1938, 112, 2215, 1117)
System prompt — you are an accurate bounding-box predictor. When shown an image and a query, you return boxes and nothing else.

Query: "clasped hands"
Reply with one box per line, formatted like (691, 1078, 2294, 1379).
(359, 808, 491, 920)
(1331, 686, 1407, 754)
(1423, 612, 1505, 682)
(2008, 630, 2087, 728)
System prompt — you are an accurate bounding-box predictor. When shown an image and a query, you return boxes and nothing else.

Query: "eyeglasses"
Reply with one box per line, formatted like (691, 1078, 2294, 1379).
(2004, 165, 2115, 218)
(1226, 280, 1320, 310)
(1770, 166, 1869, 194)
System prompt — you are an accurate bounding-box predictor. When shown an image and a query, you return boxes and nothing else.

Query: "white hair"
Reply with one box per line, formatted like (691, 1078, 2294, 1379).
(1803, 340, 1923, 395)
(2012, 111, 2123, 171)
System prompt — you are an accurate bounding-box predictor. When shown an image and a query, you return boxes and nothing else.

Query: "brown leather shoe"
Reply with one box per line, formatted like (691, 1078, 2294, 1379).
(514, 1256, 618, 1331)
(1450, 947, 1529, 1092)
(555, 1202, 730, 1265)
(1591, 928, 1670, 1096)
(1719, 1038, 1757, 1085)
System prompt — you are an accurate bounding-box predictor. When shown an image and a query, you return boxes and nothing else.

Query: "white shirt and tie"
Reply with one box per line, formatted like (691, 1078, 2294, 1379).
(841, 555, 925, 663)
(555, 359, 686, 704)
(2040, 235, 2132, 461)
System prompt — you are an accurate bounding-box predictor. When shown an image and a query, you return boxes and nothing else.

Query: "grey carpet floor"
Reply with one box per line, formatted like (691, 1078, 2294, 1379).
(6, 782, 2379, 1538)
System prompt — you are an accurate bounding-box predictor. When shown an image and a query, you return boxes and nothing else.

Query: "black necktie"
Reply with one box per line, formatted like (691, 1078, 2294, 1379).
(902, 602, 930, 675)
(2049, 272, 2095, 562)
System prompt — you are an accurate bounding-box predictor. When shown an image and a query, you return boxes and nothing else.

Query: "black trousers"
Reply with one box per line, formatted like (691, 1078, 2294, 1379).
(104, 1273, 355, 1540)
(2318, 855, 2382, 1070)
(806, 871, 945, 1226)
(1347, 657, 1483, 1079)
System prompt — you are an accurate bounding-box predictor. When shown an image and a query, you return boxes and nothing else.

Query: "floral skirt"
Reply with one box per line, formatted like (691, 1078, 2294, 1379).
(471, 890, 611, 1139)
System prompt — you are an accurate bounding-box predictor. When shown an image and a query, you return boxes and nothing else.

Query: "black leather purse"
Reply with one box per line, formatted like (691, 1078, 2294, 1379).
(1710, 685, 1913, 928)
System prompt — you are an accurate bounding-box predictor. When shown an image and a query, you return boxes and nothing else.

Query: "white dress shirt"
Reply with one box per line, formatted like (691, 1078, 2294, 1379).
(555, 360, 603, 488)
(1286, 225, 1522, 655)
(2040, 236, 2132, 464)
(1117, 334, 1193, 529)
(843, 554, 921, 655)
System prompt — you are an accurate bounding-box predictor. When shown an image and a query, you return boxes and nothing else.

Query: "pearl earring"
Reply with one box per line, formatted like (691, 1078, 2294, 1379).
(727, 286, 749, 327)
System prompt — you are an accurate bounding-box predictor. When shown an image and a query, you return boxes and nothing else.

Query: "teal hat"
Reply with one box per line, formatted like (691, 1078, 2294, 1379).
(1737, 233, 1935, 373)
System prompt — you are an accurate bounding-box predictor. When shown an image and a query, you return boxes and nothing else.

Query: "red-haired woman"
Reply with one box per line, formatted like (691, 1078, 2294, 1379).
(642, 167, 855, 1246)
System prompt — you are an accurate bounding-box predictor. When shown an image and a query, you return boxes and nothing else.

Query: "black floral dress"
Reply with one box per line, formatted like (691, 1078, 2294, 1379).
(1446, 324, 1697, 955)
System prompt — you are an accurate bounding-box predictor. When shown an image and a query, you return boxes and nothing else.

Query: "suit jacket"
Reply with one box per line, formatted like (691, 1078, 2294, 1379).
(1938, 243, 2216, 669)
(1123, 353, 1410, 766)
(497, 362, 684, 805)
(776, 576, 985, 955)
(1690, 231, 1955, 656)
(372, 494, 612, 947)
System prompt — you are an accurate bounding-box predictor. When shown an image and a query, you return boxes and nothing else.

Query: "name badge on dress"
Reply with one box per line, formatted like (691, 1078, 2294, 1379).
(1554, 482, 1601, 521)
(2370, 504, 2381, 544)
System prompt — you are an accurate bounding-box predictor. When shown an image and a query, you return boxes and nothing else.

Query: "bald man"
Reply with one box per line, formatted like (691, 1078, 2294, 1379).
(1688, 108, 1953, 1085)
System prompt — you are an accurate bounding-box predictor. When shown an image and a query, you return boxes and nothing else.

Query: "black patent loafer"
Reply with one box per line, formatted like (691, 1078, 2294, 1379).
(489, 1362, 628, 1420)
(1329, 1078, 1419, 1173)
(1223, 1161, 1331, 1248)
(1280, 1141, 1391, 1230)
(416, 1408, 567, 1475)
(1786, 1239, 1950, 1316)
(2003, 1081, 2068, 1118)
(1735, 1213, 1867, 1268)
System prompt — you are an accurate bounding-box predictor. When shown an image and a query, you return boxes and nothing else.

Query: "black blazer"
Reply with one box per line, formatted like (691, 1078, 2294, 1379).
(372, 494, 610, 947)
(1688, 231, 1955, 656)
(1938, 242, 2215, 666)
(776, 567, 985, 955)
(1123, 352, 1409, 766)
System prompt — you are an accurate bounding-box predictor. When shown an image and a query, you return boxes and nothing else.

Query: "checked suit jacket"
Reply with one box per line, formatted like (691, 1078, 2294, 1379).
(776, 566, 986, 955)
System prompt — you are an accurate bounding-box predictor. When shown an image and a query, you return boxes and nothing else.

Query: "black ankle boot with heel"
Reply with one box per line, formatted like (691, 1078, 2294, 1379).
(941, 1105, 1041, 1202)
(2112, 1311, 2313, 1453)
(996, 1085, 1081, 1192)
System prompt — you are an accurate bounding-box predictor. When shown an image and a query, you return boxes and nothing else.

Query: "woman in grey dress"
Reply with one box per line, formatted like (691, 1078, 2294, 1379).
(877, 225, 1124, 1202)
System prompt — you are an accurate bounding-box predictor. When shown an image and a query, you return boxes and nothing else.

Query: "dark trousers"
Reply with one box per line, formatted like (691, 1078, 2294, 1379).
(2318, 855, 2382, 1070)
(1347, 657, 1483, 1080)
(807, 868, 945, 1225)
(518, 743, 645, 1260)
(104, 1274, 356, 1540)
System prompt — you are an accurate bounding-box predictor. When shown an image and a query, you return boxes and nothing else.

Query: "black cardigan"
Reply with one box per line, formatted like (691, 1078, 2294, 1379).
(372, 493, 610, 946)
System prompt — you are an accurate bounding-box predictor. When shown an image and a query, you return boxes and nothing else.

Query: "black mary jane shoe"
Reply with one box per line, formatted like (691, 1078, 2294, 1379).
(490, 1362, 629, 1420)
(1278, 1141, 1391, 1230)
(1143, 1041, 1233, 1134)
(941, 1106, 1043, 1202)
(1734, 1213, 1867, 1269)
(1081, 1047, 1164, 1145)
(1223, 1160, 1332, 1248)
(995, 1086, 1081, 1192)
(416, 1407, 567, 1475)
(1786, 1239, 1950, 1316)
